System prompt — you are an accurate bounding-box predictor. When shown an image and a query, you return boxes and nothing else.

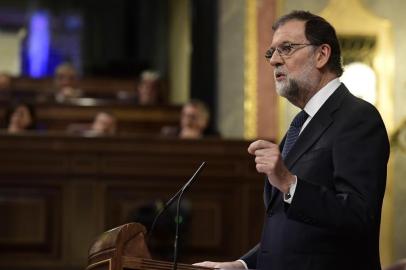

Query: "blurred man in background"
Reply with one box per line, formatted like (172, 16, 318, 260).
(161, 100, 210, 139)
(89, 111, 117, 136)
(137, 70, 163, 105)
(53, 63, 83, 102)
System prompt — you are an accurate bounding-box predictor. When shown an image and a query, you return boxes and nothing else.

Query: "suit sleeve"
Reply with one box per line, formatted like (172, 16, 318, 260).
(240, 243, 259, 269)
(287, 104, 389, 235)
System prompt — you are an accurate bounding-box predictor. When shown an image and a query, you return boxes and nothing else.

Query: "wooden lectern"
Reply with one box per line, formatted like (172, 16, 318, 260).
(87, 223, 213, 270)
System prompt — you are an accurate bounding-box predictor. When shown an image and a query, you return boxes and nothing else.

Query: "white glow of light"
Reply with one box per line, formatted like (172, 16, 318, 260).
(340, 62, 376, 104)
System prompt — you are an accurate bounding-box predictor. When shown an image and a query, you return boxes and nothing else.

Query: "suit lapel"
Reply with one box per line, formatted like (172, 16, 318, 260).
(284, 84, 348, 169)
(266, 84, 349, 210)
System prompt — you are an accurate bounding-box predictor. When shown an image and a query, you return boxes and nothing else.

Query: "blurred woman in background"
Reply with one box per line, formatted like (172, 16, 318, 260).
(3, 102, 37, 134)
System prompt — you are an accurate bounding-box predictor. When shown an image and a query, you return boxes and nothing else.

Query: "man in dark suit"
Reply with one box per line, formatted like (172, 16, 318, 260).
(195, 10, 389, 270)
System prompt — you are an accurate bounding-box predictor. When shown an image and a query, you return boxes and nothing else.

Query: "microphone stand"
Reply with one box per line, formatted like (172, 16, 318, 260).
(145, 162, 207, 269)
(172, 162, 206, 270)
(172, 177, 190, 270)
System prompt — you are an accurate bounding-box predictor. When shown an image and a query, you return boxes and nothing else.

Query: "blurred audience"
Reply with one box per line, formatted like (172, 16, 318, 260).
(53, 63, 83, 102)
(136, 70, 164, 105)
(67, 111, 117, 136)
(161, 99, 210, 139)
(3, 102, 37, 134)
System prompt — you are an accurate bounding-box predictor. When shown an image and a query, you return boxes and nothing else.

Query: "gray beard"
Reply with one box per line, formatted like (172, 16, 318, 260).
(276, 78, 303, 104)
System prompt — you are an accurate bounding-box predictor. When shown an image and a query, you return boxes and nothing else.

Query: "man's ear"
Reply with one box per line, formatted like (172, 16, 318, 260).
(315, 44, 331, 69)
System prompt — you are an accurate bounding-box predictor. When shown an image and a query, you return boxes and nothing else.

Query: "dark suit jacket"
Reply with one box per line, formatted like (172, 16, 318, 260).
(241, 84, 389, 270)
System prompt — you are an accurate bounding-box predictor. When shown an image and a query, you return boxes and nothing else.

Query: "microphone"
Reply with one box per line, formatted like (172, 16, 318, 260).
(147, 161, 207, 249)
(172, 161, 206, 270)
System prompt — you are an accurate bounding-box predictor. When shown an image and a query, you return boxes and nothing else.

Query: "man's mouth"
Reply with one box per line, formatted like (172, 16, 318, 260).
(275, 72, 286, 81)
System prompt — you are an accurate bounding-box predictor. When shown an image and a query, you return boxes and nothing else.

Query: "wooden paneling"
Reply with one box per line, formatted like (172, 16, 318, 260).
(0, 103, 181, 135)
(0, 134, 265, 270)
(0, 183, 62, 264)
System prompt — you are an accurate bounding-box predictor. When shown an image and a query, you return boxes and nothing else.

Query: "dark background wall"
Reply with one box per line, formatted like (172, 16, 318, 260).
(190, 0, 218, 134)
(81, 0, 169, 77)
(0, 0, 219, 132)
(0, 0, 169, 78)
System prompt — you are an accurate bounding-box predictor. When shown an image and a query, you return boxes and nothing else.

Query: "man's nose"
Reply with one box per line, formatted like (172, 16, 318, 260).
(268, 51, 284, 67)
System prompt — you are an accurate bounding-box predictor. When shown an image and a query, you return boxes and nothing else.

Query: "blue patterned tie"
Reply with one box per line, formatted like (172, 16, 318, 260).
(281, 110, 309, 159)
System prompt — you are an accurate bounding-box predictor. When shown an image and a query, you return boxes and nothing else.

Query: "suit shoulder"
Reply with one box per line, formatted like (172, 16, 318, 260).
(336, 91, 388, 138)
(342, 91, 381, 117)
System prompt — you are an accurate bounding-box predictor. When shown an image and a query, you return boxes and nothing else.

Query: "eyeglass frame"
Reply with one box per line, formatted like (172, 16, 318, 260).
(265, 42, 317, 59)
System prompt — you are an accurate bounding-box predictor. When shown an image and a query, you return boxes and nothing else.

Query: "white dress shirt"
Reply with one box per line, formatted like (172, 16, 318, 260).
(284, 78, 341, 203)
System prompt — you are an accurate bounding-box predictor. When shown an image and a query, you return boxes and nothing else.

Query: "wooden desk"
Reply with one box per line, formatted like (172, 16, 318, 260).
(0, 134, 264, 270)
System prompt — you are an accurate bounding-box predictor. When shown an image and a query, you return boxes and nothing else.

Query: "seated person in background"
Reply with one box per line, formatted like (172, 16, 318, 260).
(53, 63, 83, 102)
(89, 111, 117, 136)
(67, 111, 117, 136)
(136, 70, 164, 105)
(161, 99, 210, 139)
(0, 73, 11, 91)
(0, 73, 12, 101)
(3, 102, 37, 134)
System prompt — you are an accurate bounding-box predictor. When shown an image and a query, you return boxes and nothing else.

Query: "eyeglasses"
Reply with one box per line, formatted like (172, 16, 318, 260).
(265, 42, 315, 59)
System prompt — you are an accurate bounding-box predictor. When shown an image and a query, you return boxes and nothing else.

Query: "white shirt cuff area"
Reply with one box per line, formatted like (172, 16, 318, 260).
(283, 176, 298, 204)
(237, 259, 248, 270)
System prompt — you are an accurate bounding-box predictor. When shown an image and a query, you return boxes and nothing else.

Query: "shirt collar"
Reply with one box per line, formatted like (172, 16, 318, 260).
(304, 78, 341, 118)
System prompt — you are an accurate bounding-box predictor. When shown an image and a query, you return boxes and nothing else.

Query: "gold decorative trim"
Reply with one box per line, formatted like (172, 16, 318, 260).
(86, 259, 112, 270)
(276, 0, 284, 18)
(168, 0, 191, 104)
(244, 0, 258, 139)
(382, 156, 395, 266)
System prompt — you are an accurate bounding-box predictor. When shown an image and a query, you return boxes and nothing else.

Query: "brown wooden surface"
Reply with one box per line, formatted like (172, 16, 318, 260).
(87, 223, 212, 270)
(87, 223, 151, 270)
(121, 257, 212, 270)
(10, 76, 136, 99)
(0, 134, 265, 270)
(6, 76, 169, 103)
(0, 102, 181, 135)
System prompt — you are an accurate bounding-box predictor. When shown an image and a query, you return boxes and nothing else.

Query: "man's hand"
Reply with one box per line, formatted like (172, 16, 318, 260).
(193, 260, 245, 269)
(248, 140, 295, 193)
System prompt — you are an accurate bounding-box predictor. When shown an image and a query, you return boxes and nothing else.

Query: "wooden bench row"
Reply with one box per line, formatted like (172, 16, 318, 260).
(0, 102, 182, 134)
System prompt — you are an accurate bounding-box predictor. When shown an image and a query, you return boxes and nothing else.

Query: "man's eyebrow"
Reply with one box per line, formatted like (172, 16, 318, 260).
(270, 41, 292, 48)
(279, 41, 294, 45)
